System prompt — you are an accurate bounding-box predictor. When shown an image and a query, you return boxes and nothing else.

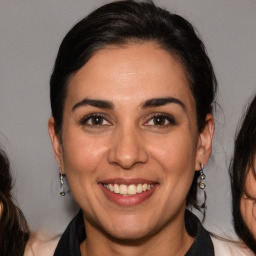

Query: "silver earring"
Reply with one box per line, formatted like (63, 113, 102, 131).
(199, 163, 206, 189)
(59, 167, 66, 196)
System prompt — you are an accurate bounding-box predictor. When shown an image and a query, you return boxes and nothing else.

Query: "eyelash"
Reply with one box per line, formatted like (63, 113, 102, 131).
(79, 113, 176, 129)
(145, 113, 177, 128)
(79, 113, 111, 127)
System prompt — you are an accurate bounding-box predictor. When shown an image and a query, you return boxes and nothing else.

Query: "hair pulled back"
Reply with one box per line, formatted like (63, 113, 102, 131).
(50, 0, 217, 216)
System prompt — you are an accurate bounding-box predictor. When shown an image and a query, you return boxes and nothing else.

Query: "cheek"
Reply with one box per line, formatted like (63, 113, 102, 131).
(245, 170, 256, 197)
(64, 139, 105, 172)
(144, 132, 197, 216)
(61, 130, 109, 188)
(241, 170, 256, 238)
(147, 129, 197, 189)
(240, 196, 256, 239)
(148, 130, 197, 169)
(61, 133, 112, 213)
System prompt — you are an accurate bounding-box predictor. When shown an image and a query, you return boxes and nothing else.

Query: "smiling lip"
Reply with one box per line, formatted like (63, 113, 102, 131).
(99, 179, 158, 206)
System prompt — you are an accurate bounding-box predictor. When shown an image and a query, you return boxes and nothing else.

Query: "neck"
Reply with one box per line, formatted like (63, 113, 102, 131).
(80, 211, 194, 256)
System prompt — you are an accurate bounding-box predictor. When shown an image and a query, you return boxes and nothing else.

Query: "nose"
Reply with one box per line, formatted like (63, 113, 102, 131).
(107, 127, 148, 169)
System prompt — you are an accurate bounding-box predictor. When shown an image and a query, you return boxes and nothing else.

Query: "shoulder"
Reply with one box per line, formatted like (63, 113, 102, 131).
(24, 232, 60, 256)
(211, 236, 254, 256)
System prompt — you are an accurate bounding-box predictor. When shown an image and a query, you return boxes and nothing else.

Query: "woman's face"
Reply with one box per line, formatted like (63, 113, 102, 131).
(49, 42, 213, 240)
(241, 163, 256, 239)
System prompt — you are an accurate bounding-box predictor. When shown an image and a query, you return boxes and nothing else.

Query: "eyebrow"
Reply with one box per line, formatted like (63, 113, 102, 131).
(72, 97, 186, 112)
(72, 99, 114, 111)
(141, 97, 186, 110)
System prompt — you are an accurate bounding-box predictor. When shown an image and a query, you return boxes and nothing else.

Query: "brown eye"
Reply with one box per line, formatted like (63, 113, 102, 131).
(91, 116, 104, 126)
(145, 114, 176, 127)
(80, 114, 111, 127)
(153, 116, 167, 126)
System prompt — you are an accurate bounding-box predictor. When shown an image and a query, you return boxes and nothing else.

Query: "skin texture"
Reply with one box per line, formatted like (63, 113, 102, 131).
(240, 165, 256, 240)
(49, 42, 214, 256)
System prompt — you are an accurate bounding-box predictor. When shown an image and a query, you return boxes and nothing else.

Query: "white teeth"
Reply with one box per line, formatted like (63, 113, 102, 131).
(119, 184, 128, 195)
(114, 184, 120, 194)
(128, 184, 136, 195)
(104, 183, 154, 196)
(109, 184, 114, 192)
(137, 184, 143, 193)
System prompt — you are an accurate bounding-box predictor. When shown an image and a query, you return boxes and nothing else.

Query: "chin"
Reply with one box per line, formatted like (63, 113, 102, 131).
(100, 217, 155, 241)
(107, 227, 152, 242)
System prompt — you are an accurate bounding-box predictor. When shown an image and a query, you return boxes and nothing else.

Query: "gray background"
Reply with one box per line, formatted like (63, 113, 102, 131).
(0, 0, 256, 236)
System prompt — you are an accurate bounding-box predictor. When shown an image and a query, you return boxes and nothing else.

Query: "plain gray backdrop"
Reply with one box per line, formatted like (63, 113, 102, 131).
(0, 0, 256, 236)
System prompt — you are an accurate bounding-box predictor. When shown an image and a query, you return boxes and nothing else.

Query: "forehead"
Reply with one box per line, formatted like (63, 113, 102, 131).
(66, 42, 195, 109)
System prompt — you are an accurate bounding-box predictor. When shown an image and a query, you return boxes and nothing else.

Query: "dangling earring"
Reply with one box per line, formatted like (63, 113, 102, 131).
(59, 167, 66, 196)
(199, 163, 206, 189)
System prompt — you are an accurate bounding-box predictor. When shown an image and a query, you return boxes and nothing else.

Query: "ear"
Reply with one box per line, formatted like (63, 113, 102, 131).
(48, 117, 64, 173)
(195, 114, 214, 170)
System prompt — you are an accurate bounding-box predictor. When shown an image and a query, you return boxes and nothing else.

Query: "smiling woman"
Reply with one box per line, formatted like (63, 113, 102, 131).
(53, 44, 205, 244)
(26, 0, 252, 255)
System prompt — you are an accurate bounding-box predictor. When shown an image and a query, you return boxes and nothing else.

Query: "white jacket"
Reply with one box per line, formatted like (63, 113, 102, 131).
(211, 236, 255, 256)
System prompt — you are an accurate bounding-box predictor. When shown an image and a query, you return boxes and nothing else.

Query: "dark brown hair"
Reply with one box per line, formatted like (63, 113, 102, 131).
(230, 95, 256, 253)
(0, 148, 29, 256)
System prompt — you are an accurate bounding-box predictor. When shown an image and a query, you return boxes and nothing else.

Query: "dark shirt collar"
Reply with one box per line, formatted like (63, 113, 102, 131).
(54, 210, 214, 256)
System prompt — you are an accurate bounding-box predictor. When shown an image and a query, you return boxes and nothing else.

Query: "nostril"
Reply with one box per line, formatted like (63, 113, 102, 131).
(108, 149, 148, 169)
(107, 129, 149, 168)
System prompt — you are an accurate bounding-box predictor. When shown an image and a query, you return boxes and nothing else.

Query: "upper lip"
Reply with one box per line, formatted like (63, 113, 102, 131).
(99, 178, 158, 185)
